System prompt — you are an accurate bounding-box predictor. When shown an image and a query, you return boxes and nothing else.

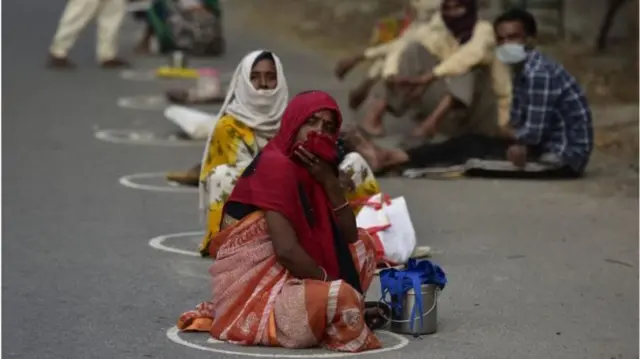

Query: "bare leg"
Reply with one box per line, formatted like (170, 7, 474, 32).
(360, 98, 387, 137)
(379, 148, 410, 168)
(342, 129, 380, 169)
(359, 146, 409, 173)
(343, 129, 409, 172)
(48, 0, 101, 68)
(348, 78, 377, 110)
(95, 0, 127, 65)
(412, 94, 455, 138)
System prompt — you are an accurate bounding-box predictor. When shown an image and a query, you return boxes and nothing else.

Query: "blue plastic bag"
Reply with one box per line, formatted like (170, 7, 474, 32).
(379, 259, 447, 332)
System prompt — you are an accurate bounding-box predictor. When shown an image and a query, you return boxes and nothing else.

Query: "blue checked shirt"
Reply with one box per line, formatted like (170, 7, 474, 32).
(509, 50, 594, 173)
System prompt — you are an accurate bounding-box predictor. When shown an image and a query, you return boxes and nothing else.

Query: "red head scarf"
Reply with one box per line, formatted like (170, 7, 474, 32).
(441, 0, 478, 44)
(225, 91, 345, 279)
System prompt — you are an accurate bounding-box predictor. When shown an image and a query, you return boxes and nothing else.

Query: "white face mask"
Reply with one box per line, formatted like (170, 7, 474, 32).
(496, 43, 528, 65)
(249, 88, 278, 109)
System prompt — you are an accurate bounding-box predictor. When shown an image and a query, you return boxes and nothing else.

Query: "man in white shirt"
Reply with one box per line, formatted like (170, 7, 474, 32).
(48, 0, 129, 69)
(334, 0, 440, 110)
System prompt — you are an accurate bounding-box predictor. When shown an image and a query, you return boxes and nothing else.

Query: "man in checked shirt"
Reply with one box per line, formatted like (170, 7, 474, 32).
(352, 8, 594, 179)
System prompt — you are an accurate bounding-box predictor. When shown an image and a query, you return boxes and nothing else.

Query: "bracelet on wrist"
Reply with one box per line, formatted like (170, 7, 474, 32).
(332, 201, 350, 212)
(319, 267, 328, 281)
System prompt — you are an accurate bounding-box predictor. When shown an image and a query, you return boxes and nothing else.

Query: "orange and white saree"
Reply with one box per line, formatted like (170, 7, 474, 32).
(177, 211, 382, 352)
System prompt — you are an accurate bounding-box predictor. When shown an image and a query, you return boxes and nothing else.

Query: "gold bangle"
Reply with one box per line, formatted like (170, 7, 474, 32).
(332, 201, 350, 212)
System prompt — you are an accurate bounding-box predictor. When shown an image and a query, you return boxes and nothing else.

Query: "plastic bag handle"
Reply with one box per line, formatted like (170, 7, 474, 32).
(349, 193, 392, 210)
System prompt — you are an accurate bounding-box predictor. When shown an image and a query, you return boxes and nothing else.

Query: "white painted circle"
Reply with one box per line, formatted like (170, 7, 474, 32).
(119, 172, 198, 193)
(166, 326, 409, 357)
(117, 95, 167, 110)
(119, 69, 157, 81)
(95, 129, 204, 147)
(148, 231, 203, 257)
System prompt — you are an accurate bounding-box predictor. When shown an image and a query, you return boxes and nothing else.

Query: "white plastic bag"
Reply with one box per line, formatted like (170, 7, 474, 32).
(356, 193, 417, 264)
(165, 105, 217, 140)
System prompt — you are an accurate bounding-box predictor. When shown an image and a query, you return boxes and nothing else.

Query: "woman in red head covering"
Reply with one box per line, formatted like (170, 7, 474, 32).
(177, 91, 384, 352)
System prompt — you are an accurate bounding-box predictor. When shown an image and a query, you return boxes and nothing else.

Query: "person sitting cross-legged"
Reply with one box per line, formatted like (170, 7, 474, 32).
(354, 8, 594, 179)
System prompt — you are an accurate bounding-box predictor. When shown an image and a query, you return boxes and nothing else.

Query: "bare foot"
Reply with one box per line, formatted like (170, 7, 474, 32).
(384, 148, 410, 167)
(359, 122, 385, 137)
(353, 136, 382, 171)
(342, 128, 401, 173)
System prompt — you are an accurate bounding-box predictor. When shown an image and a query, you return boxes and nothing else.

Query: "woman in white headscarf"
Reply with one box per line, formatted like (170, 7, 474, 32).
(188, 50, 382, 258)
(195, 50, 289, 255)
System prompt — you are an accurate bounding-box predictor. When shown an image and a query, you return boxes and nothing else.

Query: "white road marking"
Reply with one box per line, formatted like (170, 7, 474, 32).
(119, 69, 158, 81)
(119, 173, 198, 193)
(148, 231, 203, 257)
(166, 326, 410, 357)
(117, 95, 167, 111)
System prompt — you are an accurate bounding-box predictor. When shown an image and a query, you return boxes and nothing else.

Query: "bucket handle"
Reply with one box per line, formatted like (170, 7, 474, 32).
(377, 288, 439, 324)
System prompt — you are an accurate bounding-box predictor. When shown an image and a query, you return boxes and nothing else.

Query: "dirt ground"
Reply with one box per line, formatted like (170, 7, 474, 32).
(232, 0, 638, 183)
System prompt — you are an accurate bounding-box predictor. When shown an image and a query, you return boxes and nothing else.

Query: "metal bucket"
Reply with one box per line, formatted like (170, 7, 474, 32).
(169, 51, 189, 68)
(390, 283, 438, 336)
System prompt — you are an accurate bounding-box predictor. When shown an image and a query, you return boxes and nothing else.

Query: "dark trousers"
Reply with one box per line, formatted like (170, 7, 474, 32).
(405, 134, 581, 179)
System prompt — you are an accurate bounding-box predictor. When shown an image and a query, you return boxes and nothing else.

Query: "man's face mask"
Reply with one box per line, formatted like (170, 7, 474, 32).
(495, 43, 528, 65)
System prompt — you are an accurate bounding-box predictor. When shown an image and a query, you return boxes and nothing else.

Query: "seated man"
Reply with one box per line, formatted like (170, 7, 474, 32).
(342, 0, 512, 147)
(334, 0, 439, 110)
(355, 8, 593, 179)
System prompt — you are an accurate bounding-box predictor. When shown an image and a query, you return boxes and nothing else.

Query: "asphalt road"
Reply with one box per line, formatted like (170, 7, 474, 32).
(3, 1, 638, 358)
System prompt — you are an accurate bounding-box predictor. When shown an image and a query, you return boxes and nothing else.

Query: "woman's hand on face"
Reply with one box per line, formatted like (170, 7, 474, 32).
(294, 146, 339, 187)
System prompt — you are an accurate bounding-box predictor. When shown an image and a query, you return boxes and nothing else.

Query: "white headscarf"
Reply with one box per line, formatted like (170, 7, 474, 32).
(198, 49, 289, 215)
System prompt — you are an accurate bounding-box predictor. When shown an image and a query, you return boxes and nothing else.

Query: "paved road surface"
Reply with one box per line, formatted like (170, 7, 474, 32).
(3, 1, 638, 358)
